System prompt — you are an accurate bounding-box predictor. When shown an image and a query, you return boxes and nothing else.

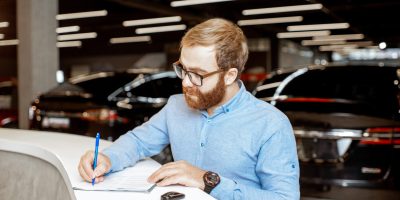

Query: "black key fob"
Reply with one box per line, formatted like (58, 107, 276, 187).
(161, 191, 185, 200)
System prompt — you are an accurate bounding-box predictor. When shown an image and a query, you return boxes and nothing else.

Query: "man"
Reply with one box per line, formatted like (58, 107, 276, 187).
(78, 18, 299, 200)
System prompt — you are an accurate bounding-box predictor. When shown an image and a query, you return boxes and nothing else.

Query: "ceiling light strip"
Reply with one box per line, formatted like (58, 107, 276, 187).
(313, 34, 364, 41)
(333, 49, 359, 53)
(123, 16, 182, 27)
(238, 16, 303, 26)
(366, 46, 379, 49)
(57, 41, 82, 48)
(242, 4, 323, 15)
(0, 22, 9, 28)
(57, 32, 97, 41)
(344, 41, 373, 46)
(171, 0, 234, 7)
(302, 40, 373, 47)
(56, 10, 108, 20)
(319, 45, 358, 51)
(301, 39, 346, 46)
(0, 39, 19, 46)
(287, 23, 350, 31)
(277, 30, 330, 38)
(56, 26, 80, 34)
(135, 24, 187, 34)
(110, 36, 151, 44)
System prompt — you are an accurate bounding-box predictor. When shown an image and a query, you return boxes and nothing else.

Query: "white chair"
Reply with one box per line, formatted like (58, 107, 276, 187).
(0, 139, 76, 200)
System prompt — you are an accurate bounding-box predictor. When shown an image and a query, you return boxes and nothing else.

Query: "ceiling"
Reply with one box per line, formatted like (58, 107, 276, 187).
(1, 0, 400, 57)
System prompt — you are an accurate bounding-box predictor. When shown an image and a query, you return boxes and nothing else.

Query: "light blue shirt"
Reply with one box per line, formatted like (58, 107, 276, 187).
(103, 82, 300, 200)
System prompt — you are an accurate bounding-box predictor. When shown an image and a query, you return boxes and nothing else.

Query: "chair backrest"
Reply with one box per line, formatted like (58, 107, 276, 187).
(0, 139, 76, 200)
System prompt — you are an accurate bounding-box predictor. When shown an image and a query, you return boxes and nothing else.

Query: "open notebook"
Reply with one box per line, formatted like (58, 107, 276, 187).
(73, 158, 161, 192)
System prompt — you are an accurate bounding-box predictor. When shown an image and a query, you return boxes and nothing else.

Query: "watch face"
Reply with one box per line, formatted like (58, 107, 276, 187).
(204, 171, 220, 187)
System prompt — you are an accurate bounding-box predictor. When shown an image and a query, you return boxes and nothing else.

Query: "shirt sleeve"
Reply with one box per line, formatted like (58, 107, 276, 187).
(102, 96, 173, 172)
(210, 118, 300, 200)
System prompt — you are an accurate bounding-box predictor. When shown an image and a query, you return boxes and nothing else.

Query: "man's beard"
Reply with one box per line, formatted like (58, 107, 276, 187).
(183, 73, 226, 110)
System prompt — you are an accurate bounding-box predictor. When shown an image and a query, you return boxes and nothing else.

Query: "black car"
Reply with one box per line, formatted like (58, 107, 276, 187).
(254, 65, 400, 190)
(0, 78, 18, 128)
(29, 71, 182, 141)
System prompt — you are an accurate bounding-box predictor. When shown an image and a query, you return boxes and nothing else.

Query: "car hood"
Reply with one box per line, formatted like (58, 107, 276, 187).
(286, 111, 400, 129)
(40, 82, 93, 99)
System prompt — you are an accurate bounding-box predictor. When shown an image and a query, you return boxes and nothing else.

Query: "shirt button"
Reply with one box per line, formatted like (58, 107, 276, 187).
(201, 143, 205, 147)
(207, 119, 211, 122)
(226, 108, 230, 112)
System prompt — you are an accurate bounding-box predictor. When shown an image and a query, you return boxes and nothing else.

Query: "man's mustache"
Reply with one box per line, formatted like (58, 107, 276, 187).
(183, 86, 197, 96)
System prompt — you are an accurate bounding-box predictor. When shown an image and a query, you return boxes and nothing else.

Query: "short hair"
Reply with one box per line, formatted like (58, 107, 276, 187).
(180, 18, 249, 80)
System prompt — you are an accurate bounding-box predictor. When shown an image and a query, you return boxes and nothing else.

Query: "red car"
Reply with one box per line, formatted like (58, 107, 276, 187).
(0, 78, 18, 128)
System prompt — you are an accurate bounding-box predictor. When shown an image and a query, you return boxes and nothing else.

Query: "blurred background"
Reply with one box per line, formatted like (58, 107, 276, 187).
(1, 0, 400, 199)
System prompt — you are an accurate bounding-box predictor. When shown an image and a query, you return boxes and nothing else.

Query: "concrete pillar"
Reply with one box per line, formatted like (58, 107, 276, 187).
(17, 0, 58, 129)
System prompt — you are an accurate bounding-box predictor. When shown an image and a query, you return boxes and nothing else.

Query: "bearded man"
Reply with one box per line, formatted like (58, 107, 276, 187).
(78, 18, 300, 200)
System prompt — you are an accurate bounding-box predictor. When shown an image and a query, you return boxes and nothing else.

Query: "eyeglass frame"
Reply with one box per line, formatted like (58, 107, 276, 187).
(172, 61, 225, 86)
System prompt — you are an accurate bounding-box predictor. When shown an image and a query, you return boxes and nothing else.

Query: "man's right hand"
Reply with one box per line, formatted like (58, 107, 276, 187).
(78, 150, 111, 183)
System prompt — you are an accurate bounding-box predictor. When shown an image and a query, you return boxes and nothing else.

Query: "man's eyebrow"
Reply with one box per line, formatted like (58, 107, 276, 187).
(180, 62, 208, 73)
(187, 67, 208, 74)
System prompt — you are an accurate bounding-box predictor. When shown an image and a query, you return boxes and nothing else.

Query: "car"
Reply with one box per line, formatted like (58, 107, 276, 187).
(29, 70, 182, 163)
(29, 70, 182, 141)
(253, 65, 400, 190)
(0, 78, 18, 128)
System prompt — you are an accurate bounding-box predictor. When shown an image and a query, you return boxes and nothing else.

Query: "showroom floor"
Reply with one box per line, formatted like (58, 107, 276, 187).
(301, 185, 400, 200)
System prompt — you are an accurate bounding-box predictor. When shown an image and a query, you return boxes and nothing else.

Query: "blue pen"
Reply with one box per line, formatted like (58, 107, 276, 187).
(92, 132, 100, 186)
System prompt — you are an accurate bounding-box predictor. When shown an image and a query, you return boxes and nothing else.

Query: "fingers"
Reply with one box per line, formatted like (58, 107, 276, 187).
(156, 174, 183, 187)
(78, 151, 93, 181)
(149, 161, 207, 189)
(81, 151, 95, 179)
(78, 151, 111, 183)
(93, 175, 105, 184)
(78, 165, 92, 182)
(148, 164, 181, 184)
(93, 162, 109, 179)
(147, 161, 187, 185)
(97, 176, 105, 182)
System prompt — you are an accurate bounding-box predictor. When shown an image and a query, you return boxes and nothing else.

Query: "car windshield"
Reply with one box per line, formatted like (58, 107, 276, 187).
(73, 73, 139, 98)
(254, 72, 290, 100)
(111, 72, 182, 102)
(272, 67, 400, 120)
(128, 76, 182, 98)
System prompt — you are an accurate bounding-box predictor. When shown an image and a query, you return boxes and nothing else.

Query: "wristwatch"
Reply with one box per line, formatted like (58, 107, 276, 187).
(203, 171, 220, 194)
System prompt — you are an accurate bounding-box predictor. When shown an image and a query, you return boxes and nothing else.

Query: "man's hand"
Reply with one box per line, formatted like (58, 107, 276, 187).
(78, 150, 111, 184)
(148, 160, 207, 190)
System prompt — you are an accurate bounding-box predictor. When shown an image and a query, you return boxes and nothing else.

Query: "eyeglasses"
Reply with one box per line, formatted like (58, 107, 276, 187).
(173, 61, 225, 86)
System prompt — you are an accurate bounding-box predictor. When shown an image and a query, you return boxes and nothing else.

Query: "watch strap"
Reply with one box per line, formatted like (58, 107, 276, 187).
(204, 184, 214, 194)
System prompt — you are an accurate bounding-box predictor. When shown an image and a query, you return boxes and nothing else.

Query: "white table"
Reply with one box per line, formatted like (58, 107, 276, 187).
(0, 128, 215, 200)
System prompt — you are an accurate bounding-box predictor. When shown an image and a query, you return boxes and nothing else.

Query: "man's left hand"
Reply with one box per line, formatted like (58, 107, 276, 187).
(148, 160, 206, 190)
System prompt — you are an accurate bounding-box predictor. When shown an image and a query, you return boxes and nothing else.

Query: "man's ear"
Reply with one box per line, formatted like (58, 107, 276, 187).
(225, 68, 238, 85)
